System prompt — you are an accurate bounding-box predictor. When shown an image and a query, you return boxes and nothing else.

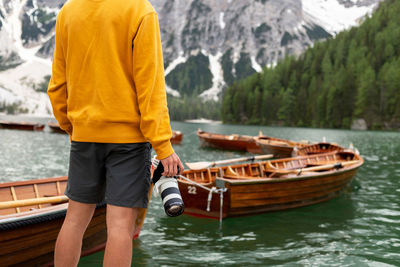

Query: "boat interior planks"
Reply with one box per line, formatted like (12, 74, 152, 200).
(293, 142, 346, 156)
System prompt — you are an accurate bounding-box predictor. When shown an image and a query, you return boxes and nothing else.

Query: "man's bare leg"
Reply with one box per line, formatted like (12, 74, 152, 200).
(54, 200, 96, 267)
(103, 204, 139, 267)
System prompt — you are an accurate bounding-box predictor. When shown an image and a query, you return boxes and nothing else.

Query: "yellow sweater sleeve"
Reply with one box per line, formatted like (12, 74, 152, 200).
(47, 14, 72, 136)
(133, 12, 174, 159)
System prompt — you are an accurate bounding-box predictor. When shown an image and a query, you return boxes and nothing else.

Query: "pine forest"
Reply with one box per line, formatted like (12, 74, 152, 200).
(221, 0, 400, 130)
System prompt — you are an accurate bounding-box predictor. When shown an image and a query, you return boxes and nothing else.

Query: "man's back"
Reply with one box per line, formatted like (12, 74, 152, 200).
(60, 0, 154, 94)
(49, 0, 174, 159)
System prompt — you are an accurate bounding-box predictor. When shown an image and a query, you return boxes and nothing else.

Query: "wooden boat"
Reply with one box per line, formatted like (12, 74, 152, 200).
(48, 121, 66, 134)
(197, 129, 263, 154)
(178, 150, 363, 219)
(293, 142, 346, 156)
(0, 176, 150, 267)
(255, 135, 309, 158)
(0, 120, 45, 131)
(171, 130, 183, 144)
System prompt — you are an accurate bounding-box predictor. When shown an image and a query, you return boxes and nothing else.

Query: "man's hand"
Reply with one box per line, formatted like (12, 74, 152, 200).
(160, 152, 184, 177)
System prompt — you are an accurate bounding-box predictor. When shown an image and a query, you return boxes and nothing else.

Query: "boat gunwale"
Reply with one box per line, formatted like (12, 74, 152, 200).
(0, 204, 68, 229)
(0, 203, 68, 222)
(215, 161, 362, 185)
(0, 176, 68, 188)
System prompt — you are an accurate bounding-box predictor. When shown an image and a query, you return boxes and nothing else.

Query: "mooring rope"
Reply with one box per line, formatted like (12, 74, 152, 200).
(177, 175, 227, 222)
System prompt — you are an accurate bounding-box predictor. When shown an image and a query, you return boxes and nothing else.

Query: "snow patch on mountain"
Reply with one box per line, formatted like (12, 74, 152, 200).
(0, 86, 21, 104)
(219, 12, 225, 30)
(0, 0, 54, 115)
(0, 60, 51, 116)
(200, 52, 224, 101)
(302, 0, 380, 35)
(165, 54, 186, 76)
(251, 56, 263, 73)
(165, 84, 180, 98)
(164, 54, 186, 97)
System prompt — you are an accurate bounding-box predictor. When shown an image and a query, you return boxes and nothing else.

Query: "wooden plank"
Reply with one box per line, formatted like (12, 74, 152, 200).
(15, 185, 39, 212)
(37, 183, 58, 197)
(34, 184, 42, 209)
(230, 182, 349, 208)
(207, 169, 212, 182)
(228, 192, 339, 216)
(56, 182, 61, 195)
(0, 177, 68, 189)
(10, 187, 20, 213)
(228, 170, 356, 194)
(230, 175, 351, 203)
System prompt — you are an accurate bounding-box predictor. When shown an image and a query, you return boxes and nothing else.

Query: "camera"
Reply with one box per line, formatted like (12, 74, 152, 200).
(152, 159, 184, 217)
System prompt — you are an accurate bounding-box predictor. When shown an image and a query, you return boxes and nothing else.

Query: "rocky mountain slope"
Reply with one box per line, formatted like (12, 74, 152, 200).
(0, 0, 382, 116)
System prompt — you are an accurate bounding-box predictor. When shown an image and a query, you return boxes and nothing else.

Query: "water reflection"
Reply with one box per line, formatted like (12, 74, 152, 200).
(134, 194, 357, 266)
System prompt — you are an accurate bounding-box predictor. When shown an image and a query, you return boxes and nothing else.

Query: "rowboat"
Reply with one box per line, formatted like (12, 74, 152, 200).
(0, 120, 45, 131)
(0, 176, 150, 267)
(293, 142, 346, 156)
(178, 150, 363, 219)
(171, 130, 183, 144)
(255, 135, 309, 158)
(48, 121, 66, 134)
(197, 129, 263, 154)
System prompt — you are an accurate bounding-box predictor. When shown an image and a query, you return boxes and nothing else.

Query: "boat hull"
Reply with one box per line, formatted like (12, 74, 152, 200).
(197, 130, 262, 154)
(0, 121, 45, 131)
(220, 168, 357, 217)
(0, 204, 107, 267)
(0, 176, 149, 266)
(255, 136, 309, 158)
(257, 143, 294, 158)
(48, 122, 66, 134)
(179, 168, 357, 219)
(178, 181, 229, 219)
(171, 131, 183, 144)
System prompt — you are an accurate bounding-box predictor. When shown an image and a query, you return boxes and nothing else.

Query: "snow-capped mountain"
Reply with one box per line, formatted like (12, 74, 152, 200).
(0, 0, 382, 116)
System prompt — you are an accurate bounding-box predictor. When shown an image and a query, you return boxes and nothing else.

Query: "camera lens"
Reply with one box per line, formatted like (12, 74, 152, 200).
(152, 159, 184, 217)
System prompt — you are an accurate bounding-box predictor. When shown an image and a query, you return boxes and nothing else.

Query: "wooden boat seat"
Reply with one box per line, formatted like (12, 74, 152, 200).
(225, 166, 239, 176)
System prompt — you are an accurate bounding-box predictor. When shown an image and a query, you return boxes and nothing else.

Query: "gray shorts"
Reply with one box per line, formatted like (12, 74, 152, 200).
(66, 141, 152, 208)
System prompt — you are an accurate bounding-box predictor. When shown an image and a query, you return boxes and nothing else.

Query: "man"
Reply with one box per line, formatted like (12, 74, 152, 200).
(47, 0, 184, 266)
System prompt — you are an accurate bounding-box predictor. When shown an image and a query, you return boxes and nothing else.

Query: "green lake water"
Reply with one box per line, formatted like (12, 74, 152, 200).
(1, 116, 399, 266)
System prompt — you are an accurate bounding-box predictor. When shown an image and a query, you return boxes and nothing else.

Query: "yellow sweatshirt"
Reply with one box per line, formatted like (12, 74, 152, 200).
(47, 0, 174, 159)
